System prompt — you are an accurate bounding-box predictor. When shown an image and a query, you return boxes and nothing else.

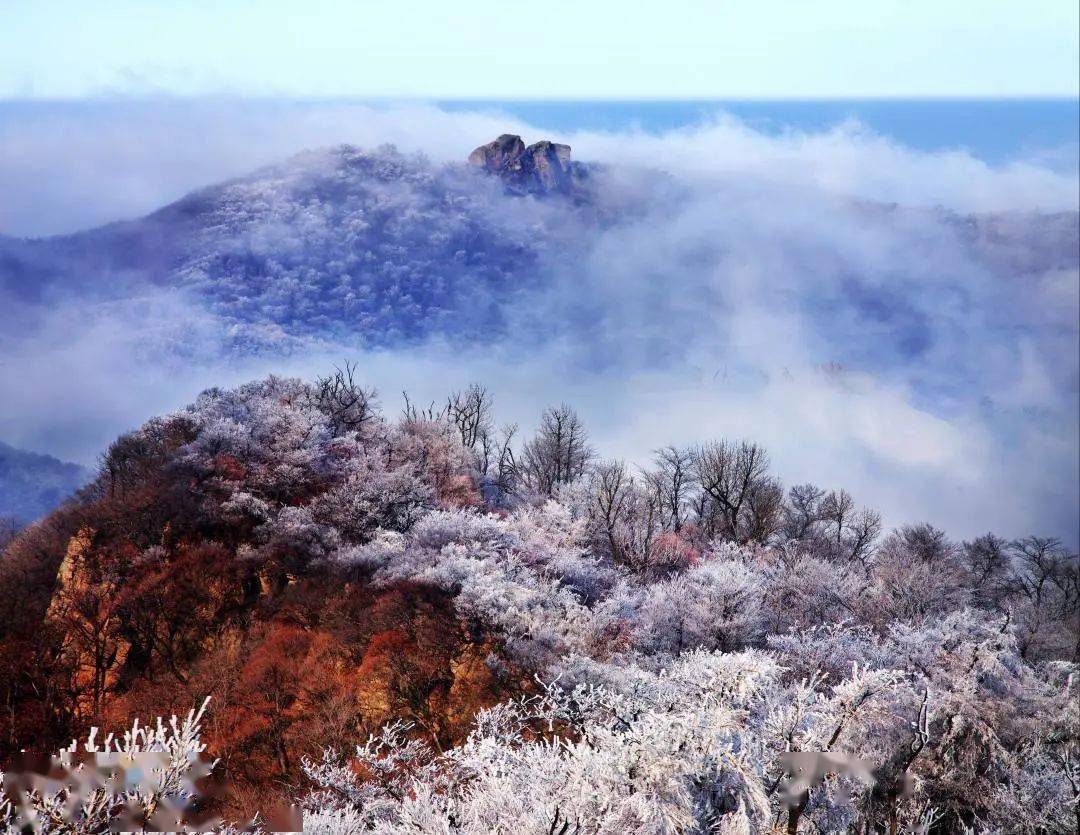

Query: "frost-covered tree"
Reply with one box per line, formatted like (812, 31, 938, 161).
(1, 700, 218, 834)
(2, 371, 1077, 833)
(520, 405, 594, 497)
(691, 441, 782, 544)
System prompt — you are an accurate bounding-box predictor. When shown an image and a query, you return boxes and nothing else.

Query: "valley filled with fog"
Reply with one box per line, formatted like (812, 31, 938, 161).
(1, 102, 1076, 543)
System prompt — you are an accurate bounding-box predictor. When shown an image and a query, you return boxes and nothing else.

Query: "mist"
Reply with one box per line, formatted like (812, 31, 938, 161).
(3, 99, 1077, 238)
(0, 99, 1076, 544)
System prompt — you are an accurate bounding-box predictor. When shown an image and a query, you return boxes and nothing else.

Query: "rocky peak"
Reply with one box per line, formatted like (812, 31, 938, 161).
(467, 134, 526, 172)
(468, 135, 590, 198)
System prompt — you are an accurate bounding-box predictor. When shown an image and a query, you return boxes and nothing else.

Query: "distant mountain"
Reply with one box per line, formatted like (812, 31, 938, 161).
(0, 140, 601, 353)
(1, 136, 1075, 360)
(0, 442, 90, 524)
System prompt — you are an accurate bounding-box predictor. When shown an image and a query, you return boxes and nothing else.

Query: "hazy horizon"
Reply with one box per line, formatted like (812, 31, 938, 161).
(2, 96, 1077, 239)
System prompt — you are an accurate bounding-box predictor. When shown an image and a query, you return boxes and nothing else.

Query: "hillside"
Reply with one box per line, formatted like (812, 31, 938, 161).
(0, 371, 1076, 832)
(1, 137, 1075, 358)
(0, 139, 601, 353)
(0, 441, 89, 525)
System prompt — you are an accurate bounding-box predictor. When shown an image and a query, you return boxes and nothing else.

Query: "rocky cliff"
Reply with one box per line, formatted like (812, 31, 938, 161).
(468, 134, 591, 198)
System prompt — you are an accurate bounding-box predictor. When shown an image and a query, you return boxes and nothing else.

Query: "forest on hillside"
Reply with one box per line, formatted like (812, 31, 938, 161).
(0, 368, 1076, 833)
(3, 1, 1078, 832)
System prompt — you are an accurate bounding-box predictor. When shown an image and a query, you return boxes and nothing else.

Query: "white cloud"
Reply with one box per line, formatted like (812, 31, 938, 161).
(0, 101, 1076, 543)
(2, 102, 1077, 237)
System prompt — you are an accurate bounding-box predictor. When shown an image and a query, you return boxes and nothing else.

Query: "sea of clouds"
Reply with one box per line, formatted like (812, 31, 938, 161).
(0, 100, 1076, 543)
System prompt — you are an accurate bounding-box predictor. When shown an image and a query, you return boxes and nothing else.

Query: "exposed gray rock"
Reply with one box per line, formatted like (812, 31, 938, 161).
(468, 135, 591, 198)
(467, 133, 526, 173)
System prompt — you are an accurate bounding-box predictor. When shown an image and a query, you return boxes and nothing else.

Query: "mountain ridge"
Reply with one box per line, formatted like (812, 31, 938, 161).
(0, 441, 90, 525)
(0, 142, 600, 350)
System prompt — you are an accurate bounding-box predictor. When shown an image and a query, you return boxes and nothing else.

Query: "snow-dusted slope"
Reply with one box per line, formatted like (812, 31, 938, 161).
(1, 140, 1075, 358)
(0, 144, 592, 351)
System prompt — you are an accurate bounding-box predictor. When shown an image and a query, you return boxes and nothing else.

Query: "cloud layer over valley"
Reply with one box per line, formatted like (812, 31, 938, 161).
(0, 101, 1076, 542)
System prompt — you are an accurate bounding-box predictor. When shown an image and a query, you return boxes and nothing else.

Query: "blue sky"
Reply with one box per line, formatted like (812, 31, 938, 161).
(3, 0, 1078, 99)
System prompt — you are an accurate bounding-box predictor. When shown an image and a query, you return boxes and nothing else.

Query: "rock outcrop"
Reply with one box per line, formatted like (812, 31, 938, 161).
(468, 134, 590, 197)
(467, 134, 526, 173)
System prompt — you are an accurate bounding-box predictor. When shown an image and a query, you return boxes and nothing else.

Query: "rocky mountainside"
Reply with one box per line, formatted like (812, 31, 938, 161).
(0, 375, 523, 813)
